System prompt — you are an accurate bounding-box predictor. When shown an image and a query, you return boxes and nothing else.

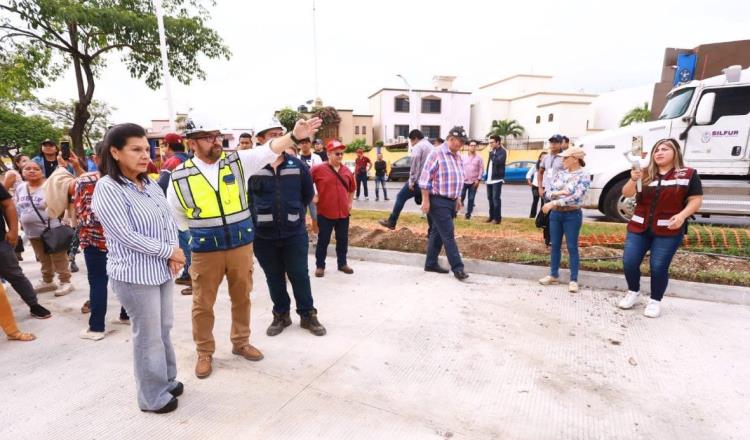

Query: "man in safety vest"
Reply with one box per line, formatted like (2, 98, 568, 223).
(167, 117, 322, 379)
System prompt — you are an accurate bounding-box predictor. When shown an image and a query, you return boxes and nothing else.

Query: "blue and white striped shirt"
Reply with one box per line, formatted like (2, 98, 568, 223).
(92, 176, 179, 285)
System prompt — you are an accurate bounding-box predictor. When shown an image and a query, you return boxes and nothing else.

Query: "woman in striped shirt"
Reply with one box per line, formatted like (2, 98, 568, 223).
(92, 123, 185, 414)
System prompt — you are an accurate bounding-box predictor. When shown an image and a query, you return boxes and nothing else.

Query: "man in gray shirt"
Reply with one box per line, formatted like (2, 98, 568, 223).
(537, 134, 565, 246)
(379, 129, 433, 230)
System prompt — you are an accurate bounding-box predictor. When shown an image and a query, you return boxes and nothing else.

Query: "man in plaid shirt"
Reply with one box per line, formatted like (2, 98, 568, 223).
(418, 126, 469, 281)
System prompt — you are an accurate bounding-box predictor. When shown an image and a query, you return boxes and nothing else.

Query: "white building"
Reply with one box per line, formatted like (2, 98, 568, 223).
(471, 74, 654, 147)
(369, 76, 472, 143)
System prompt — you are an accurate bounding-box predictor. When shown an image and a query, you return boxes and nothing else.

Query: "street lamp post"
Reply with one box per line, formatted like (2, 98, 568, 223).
(396, 74, 417, 152)
(154, 0, 175, 131)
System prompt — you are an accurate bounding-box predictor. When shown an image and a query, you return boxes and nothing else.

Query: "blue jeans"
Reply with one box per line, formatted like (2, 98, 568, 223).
(316, 215, 349, 269)
(111, 279, 178, 411)
(549, 209, 583, 281)
(460, 183, 478, 216)
(355, 172, 369, 198)
(84, 246, 128, 332)
(623, 229, 684, 301)
(425, 196, 464, 272)
(254, 233, 315, 316)
(388, 182, 417, 226)
(178, 230, 192, 280)
(487, 182, 503, 221)
(374, 176, 388, 199)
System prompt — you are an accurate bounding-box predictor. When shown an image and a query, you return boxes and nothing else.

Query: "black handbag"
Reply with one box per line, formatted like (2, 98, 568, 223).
(535, 209, 549, 229)
(28, 189, 75, 253)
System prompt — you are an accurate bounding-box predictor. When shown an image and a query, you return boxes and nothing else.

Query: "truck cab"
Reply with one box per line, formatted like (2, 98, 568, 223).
(579, 65, 750, 221)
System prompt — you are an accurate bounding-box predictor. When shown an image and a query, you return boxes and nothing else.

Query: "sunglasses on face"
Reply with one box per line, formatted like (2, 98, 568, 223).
(332, 152, 344, 157)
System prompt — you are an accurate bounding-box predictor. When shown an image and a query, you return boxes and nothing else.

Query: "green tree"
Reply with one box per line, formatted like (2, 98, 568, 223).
(39, 99, 114, 148)
(0, 105, 62, 157)
(276, 107, 303, 133)
(0, 0, 230, 155)
(620, 102, 651, 127)
(345, 138, 371, 153)
(487, 119, 525, 143)
(0, 43, 62, 109)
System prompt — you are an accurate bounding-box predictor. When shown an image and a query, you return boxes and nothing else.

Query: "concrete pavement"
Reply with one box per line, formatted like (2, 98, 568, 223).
(1, 248, 748, 439)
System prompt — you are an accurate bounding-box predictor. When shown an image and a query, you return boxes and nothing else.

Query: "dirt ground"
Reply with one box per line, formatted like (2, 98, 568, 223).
(311, 225, 750, 286)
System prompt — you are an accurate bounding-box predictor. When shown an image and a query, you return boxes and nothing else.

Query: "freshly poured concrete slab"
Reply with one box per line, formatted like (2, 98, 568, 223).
(1, 251, 748, 439)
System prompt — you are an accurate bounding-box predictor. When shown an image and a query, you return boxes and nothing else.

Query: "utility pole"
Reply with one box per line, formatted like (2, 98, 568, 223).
(154, 0, 175, 131)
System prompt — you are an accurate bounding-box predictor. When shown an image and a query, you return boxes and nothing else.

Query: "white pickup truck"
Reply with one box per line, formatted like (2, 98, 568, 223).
(579, 65, 750, 222)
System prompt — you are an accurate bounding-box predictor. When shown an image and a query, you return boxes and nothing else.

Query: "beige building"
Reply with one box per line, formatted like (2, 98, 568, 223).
(283, 108, 374, 146)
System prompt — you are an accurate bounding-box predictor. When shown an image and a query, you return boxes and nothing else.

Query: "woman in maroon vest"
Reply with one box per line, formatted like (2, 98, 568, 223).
(617, 138, 703, 318)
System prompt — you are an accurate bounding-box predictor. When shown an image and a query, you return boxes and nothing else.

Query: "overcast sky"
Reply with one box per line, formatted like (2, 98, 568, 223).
(37, 0, 750, 130)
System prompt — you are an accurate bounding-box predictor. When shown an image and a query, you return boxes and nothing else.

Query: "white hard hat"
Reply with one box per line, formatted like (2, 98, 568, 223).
(183, 112, 222, 139)
(256, 117, 286, 137)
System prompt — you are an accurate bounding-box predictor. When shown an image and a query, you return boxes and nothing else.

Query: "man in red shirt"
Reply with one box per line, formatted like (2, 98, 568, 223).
(160, 133, 189, 171)
(354, 148, 371, 201)
(311, 141, 356, 277)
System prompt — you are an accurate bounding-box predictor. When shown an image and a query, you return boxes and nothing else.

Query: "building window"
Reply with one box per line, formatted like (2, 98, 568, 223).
(421, 125, 441, 140)
(421, 97, 441, 114)
(394, 96, 409, 113)
(394, 125, 410, 139)
(548, 113, 554, 122)
(355, 126, 360, 135)
(362, 125, 366, 135)
(535, 115, 541, 124)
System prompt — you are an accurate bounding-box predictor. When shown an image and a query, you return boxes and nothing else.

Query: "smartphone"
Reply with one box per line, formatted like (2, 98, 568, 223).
(61, 141, 71, 160)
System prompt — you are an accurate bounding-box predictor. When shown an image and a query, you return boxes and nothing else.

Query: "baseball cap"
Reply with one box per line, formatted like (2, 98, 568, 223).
(326, 140, 345, 152)
(548, 134, 563, 143)
(164, 133, 183, 144)
(447, 126, 468, 142)
(559, 146, 586, 158)
(40, 138, 57, 146)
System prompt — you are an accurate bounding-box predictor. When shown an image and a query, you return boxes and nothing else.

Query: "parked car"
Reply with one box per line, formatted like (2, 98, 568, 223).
(388, 156, 412, 182)
(503, 160, 535, 183)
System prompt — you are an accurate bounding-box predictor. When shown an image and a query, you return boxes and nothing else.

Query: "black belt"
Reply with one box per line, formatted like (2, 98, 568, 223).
(431, 194, 457, 202)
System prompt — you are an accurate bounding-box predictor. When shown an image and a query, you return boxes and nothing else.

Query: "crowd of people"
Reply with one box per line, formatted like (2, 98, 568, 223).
(0, 113, 703, 413)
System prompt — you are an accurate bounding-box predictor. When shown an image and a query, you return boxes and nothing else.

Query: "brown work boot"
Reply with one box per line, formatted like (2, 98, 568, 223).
(338, 265, 354, 274)
(232, 344, 264, 361)
(266, 312, 292, 336)
(300, 312, 327, 336)
(195, 354, 212, 379)
(315, 267, 325, 277)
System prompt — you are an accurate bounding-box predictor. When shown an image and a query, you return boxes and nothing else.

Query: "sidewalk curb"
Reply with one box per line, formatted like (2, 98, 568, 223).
(328, 246, 750, 306)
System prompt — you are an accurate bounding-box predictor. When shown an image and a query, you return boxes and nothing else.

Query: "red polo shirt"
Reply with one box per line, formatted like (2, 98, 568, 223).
(355, 155, 371, 175)
(311, 162, 356, 219)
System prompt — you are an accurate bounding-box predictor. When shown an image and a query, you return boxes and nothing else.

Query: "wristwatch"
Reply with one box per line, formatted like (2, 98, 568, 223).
(290, 133, 303, 144)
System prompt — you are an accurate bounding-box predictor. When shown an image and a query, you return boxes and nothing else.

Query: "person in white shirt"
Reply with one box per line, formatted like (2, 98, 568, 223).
(526, 151, 547, 218)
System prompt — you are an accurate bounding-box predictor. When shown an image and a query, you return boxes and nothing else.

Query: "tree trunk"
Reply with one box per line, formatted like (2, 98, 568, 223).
(70, 101, 90, 157)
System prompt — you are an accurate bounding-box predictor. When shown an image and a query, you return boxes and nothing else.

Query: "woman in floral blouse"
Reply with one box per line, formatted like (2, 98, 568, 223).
(538, 147, 590, 293)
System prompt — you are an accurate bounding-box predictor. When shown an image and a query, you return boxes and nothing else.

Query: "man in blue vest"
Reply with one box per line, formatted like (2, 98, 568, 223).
(249, 146, 326, 337)
(167, 117, 322, 379)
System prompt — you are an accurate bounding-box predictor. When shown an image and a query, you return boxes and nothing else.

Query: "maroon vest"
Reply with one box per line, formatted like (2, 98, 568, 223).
(627, 167, 695, 236)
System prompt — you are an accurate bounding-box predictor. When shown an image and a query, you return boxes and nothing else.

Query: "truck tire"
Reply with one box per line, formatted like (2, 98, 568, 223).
(602, 177, 636, 223)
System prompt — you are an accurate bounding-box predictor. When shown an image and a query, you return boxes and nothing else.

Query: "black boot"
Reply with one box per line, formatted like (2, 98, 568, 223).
(266, 311, 292, 336)
(69, 257, 79, 273)
(300, 312, 327, 336)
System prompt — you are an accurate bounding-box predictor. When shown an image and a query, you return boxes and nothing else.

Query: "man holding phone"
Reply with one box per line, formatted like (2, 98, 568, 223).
(32, 139, 74, 178)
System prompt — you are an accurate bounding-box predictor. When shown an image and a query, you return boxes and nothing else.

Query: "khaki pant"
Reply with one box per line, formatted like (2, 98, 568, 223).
(29, 238, 71, 284)
(0, 284, 20, 336)
(190, 243, 254, 355)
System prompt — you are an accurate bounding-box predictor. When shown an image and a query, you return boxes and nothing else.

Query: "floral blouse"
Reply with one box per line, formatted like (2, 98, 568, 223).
(549, 168, 591, 208)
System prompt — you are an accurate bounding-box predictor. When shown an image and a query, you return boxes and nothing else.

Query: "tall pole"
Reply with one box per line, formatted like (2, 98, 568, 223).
(312, 0, 320, 103)
(397, 74, 415, 152)
(155, 0, 175, 131)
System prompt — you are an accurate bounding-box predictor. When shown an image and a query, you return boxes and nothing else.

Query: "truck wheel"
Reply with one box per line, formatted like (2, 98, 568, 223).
(603, 177, 635, 223)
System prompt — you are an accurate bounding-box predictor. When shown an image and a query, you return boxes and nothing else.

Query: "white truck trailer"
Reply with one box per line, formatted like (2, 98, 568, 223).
(579, 65, 750, 222)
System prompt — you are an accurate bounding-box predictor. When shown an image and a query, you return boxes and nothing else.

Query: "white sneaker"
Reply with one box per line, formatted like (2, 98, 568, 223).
(79, 328, 105, 341)
(643, 299, 661, 318)
(538, 275, 559, 285)
(365, 197, 370, 201)
(34, 281, 57, 293)
(568, 281, 578, 293)
(618, 291, 641, 309)
(54, 283, 74, 297)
